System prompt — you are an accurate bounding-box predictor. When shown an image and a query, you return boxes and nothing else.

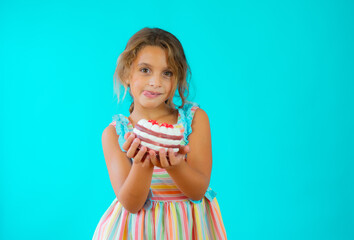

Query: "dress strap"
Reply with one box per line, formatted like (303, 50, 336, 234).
(177, 101, 200, 145)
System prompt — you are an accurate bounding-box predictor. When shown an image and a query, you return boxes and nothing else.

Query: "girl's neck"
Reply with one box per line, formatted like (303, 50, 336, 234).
(128, 103, 177, 127)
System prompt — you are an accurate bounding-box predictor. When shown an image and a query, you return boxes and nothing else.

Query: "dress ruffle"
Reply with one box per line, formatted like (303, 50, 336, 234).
(112, 114, 130, 153)
(177, 101, 200, 145)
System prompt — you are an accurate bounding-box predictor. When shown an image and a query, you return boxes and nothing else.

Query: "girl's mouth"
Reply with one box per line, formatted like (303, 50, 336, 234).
(143, 90, 162, 98)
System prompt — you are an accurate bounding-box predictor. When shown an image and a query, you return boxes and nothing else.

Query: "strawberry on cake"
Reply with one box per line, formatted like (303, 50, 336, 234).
(133, 119, 183, 157)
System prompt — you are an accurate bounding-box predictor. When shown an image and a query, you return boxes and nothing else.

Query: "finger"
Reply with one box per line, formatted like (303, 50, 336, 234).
(141, 151, 148, 162)
(159, 148, 170, 168)
(182, 145, 190, 161)
(122, 133, 135, 151)
(142, 154, 151, 168)
(149, 150, 160, 167)
(150, 150, 163, 168)
(185, 145, 190, 153)
(126, 138, 140, 158)
(124, 132, 133, 140)
(133, 145, 147, 163)
(168, 148, 178, 165)
(178, 145, 190, 154)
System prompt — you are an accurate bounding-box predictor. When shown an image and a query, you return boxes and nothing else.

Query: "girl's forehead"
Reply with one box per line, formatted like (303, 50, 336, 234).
(134, 46, 169, 67)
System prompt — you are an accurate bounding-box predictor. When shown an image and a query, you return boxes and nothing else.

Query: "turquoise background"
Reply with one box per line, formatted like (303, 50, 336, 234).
(1, 0, 353, 239)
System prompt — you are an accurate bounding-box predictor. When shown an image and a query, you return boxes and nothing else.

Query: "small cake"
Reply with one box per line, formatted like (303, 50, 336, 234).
(133, 119, 183, 155)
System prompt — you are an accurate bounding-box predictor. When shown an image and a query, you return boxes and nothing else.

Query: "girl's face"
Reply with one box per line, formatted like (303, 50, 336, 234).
(128, 45, 175, 110)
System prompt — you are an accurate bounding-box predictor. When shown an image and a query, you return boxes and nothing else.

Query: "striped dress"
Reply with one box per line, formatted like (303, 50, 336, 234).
(92, 102, 227, 239)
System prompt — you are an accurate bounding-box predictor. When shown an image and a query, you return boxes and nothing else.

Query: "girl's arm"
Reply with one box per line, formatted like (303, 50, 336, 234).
(149, 108, 213, 201)
(102, 126, 153, 213)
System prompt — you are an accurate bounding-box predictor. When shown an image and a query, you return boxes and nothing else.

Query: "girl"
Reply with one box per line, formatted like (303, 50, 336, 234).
(92, 27, 227, 239)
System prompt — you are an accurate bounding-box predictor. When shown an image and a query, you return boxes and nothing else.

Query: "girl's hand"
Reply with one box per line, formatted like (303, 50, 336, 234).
(149, 145, 191, 169)
(122, 132, 151, 168)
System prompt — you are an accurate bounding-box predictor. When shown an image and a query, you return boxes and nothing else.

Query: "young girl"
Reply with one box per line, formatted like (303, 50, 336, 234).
(92, 27, 227, 239)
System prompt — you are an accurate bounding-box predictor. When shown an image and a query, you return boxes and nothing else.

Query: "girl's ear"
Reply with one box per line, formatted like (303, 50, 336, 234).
(125, 74, 131, 87)
(125, 78, 130, 86)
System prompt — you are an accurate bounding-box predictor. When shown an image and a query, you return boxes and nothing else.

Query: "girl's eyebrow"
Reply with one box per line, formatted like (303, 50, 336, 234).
(137, 62, 152, 67)
(137, 62, 171, 70)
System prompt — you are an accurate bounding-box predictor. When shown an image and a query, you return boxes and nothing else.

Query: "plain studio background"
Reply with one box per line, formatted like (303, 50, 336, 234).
(1, 0, 353, 239)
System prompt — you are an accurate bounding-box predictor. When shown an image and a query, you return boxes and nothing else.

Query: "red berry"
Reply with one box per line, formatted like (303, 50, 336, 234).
(148, 120, 159, 125)
(160, 122, 174, 128)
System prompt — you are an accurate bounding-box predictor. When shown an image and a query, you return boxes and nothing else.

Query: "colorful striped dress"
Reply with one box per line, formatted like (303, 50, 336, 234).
(92, 102, 227, 239)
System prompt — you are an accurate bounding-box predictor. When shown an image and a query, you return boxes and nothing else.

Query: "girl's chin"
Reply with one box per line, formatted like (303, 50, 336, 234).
(139, 100, 168, 109)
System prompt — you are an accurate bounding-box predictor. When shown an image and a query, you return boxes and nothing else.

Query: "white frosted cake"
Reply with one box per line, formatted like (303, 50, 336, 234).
(133, 119, 183, 154)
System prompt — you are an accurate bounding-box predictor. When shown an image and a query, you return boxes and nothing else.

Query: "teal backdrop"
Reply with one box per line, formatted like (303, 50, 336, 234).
(1, 0, 353, 239)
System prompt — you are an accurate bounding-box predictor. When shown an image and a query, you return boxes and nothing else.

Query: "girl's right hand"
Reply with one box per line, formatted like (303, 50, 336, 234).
(122, 132, 151, 167)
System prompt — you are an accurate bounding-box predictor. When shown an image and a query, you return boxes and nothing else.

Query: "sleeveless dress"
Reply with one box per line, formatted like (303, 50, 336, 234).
(92, 102, 227, 240)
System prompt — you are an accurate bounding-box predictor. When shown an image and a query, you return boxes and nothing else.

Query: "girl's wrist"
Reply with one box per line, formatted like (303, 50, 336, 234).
(132, 159, 154, 170)
(166, 158, 188, 173)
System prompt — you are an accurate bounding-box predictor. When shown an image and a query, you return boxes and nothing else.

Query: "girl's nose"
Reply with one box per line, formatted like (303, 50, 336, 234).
(148, 75, 162, 87)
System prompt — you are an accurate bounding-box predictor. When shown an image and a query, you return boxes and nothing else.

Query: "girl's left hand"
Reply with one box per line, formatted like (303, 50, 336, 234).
(149, 145, 190, 169)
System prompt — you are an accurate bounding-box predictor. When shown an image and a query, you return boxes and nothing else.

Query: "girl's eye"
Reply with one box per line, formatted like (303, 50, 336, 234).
(164, 71, 173, 77)
(140, 68, 150, 73)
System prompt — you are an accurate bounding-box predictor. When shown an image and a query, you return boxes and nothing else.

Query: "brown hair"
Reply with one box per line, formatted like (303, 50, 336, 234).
(113, 27, 191, 113)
